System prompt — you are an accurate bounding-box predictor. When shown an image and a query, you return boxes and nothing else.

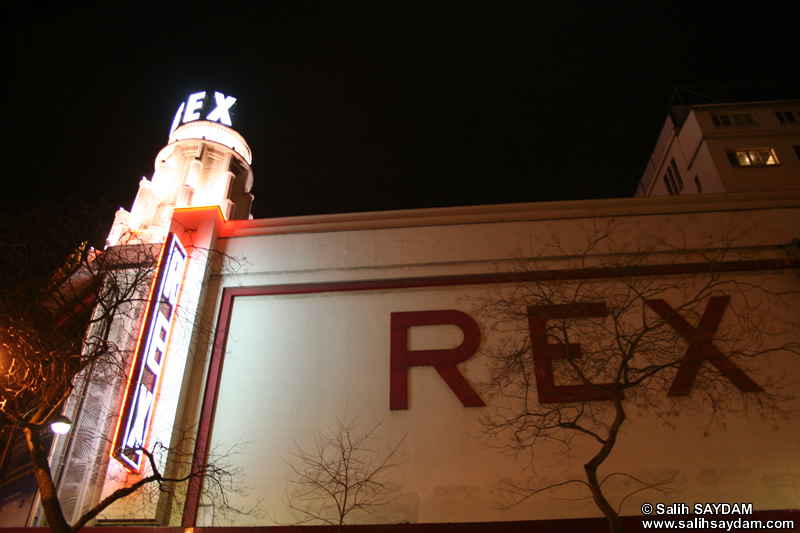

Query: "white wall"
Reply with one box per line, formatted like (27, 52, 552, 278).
(191, 199, 800, 525)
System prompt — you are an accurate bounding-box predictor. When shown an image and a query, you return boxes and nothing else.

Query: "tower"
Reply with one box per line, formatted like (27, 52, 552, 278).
(32, 91, 255, 527)
(107, 91, 254, 247)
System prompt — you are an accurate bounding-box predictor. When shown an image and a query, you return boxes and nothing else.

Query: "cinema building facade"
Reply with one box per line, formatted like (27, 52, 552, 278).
(3, 93, 799, 531)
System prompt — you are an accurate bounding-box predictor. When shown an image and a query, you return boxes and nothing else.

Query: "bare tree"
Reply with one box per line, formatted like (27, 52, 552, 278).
(283, 420, 404, 531)
(71, 438, 247, 530)
(472, 219, 799, 533)
(0, 200, 246, 532)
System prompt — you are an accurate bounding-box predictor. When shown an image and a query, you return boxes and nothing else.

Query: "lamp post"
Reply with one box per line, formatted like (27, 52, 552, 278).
(50, 415, 72, 435)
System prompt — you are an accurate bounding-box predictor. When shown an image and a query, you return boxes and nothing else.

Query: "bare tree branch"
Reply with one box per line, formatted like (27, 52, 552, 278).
(471, 218, 799, 533)
(282, 419, 404, 531)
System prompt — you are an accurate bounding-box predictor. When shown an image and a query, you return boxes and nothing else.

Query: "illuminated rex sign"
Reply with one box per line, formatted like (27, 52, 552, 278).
(112, 233, 187, 471)
(169, 91, 237, 136)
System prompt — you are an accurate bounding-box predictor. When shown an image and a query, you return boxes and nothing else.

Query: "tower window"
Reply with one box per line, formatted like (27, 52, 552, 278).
(694, 175, 702, 193)
(726, 149, 779, 167)
(668, 159, 683, 190)
(662, 158, 683, 195)
(663, 175, 675, 195)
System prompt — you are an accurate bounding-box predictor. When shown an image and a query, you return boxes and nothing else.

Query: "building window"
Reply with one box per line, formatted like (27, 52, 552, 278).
(711, 113, 754, 127)
(726, 149, 779, 167)
(669, 159, 683, 190)
(712, 114, 731, 127)
(776, 111, 798, 124)
(663, 175, 675, 195)
(663, 158, 683, 195)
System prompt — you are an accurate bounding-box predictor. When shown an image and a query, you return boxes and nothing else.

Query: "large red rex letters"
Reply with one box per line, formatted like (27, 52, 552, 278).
(389, 297, 762, 409)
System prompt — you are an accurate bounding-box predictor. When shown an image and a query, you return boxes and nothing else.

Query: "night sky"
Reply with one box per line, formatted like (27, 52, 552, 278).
(2, 1, 797, 222)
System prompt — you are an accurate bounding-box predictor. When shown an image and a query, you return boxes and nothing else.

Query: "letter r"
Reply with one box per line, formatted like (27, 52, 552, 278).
(390, 310, 485, 410)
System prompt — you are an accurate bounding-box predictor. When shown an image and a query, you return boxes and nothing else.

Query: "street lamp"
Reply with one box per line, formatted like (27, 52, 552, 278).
(50, 415, 72, 435)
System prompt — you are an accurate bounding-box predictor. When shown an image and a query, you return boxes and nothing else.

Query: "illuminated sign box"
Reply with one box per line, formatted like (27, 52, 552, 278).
(112, 233, 187, 471)
(169, 91, 237, 136)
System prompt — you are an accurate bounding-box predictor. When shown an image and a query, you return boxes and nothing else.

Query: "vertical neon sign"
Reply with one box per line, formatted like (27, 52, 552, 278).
(112, 233, 187, 471)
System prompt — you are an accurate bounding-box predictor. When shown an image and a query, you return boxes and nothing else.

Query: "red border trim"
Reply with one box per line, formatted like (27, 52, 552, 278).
(182, 257, 798, 525)
(75, 509, 800, 533)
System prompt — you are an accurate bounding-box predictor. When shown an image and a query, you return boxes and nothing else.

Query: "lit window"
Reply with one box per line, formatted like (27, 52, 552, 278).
(711, 113, 754, 127)
(776, 111, 797, 124)
(726, 149, 779, 167)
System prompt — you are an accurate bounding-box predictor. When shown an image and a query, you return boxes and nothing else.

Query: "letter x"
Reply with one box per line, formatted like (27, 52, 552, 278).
(645, 296, 763, 396)
(205, 92, 236, 126)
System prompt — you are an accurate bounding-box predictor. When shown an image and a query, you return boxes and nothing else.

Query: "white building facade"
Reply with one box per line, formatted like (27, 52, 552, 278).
(28, 94, 800, 530)
(637, 100, 800, 197)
